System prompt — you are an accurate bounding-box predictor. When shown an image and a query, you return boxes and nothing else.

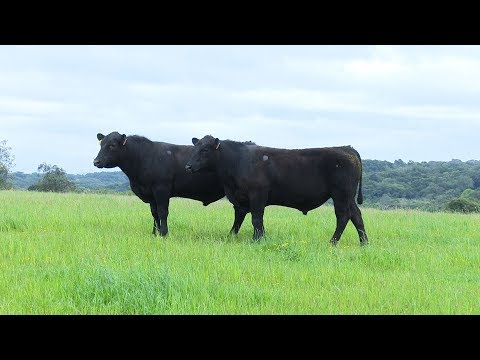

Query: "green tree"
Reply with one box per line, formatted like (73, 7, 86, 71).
(445, 198, 480, 213)
(0, 140, 15, 189)
(28, 163, 77, 193)
(460, 188, 480, 202)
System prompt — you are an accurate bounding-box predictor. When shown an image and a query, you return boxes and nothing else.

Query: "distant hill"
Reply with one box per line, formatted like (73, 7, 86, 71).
(12, 171, 130, 192)
(361, 159, 480, 210)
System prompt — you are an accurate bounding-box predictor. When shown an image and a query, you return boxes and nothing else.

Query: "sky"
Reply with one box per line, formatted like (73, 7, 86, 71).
(1, 45, 480, 174)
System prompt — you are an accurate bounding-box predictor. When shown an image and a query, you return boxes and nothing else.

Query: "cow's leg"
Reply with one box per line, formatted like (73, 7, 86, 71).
(329, 196, 352, 246)
(154, 188, 170, 237)
(230, 205, 249, 235)
(350, 202, 368, 246)
(249, 191, 267, 240)
(251, 207, 265, 240)
(150, 202, 160, 236)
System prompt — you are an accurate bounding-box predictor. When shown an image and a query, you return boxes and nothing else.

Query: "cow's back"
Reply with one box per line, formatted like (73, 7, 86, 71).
(231, 145, 361, 211)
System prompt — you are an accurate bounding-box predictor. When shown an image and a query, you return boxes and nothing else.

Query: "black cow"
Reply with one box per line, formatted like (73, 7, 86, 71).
(185, 135, 368, 246)
(93, 131, 227, 236)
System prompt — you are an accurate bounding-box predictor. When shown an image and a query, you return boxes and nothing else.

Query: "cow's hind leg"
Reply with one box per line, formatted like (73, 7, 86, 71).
(251, 208, 265, 240)
(249, 191, 267, 241)
(350, 202, 368, 246)
(230, 205, 249, 235)
(329, 197, 351, 246)
(150, 202, 160, 236)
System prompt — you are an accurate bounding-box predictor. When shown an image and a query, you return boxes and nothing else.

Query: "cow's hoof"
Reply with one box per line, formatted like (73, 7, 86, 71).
(329, 239, 338, 247)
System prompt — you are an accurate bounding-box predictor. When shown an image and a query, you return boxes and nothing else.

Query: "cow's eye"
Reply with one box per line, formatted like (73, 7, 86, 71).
(201, 149, 208, 154)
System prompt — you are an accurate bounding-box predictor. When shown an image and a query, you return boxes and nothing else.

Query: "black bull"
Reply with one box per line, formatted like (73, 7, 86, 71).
(185, 135, 368, 246)
(93, 131, 229, 236)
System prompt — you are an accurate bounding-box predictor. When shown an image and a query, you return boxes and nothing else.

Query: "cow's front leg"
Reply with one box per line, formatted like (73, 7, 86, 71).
(154, 187, 171, 237)
(230, 205, 249, 235)
(150, 202, 160, 236)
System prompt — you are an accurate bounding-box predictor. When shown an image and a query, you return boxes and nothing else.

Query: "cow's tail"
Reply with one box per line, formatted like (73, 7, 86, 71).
(357, 168, 363, 205)
(348, 146, 363, 205)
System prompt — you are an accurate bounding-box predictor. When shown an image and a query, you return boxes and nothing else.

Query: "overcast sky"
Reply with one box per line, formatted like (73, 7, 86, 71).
(1, 45, 480, 174)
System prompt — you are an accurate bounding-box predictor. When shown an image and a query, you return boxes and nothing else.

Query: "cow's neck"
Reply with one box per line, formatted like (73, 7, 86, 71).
(117, 139, 152, 180)
(216, 141, 242, 180)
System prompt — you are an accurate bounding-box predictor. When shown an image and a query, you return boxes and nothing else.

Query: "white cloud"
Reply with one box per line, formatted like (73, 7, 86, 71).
(234, 88, 368, 113)
(0, 96, 76, 115)
(344, 59, 407, 77)
(284, 46, 480, 94)
(381, 105, 480, 122)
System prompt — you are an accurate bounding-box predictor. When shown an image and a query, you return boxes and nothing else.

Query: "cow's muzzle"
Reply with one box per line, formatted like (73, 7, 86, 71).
(93, 159, 101, 168)
(185, 164, 193, 173)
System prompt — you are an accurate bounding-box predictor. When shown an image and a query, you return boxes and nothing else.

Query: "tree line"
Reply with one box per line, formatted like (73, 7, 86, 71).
(362, 159, 480, 212)
(1, 140, 480, 212)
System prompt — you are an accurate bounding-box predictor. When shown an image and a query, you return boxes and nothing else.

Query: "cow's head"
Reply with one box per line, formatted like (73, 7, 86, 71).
(93, 132, 127, 168)
(185, 135, 220, 173)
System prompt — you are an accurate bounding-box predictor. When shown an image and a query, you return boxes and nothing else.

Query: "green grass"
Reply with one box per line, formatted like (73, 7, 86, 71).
(1, 190, 479, 314)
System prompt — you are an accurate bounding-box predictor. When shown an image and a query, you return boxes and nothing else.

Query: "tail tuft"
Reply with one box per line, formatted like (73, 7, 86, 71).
(357, 191, 363, 205)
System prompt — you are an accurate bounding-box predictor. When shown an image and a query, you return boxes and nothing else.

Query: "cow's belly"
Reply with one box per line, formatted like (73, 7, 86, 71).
(267, 188, 330, 213)
(130, 182, 154, 203)
(223, 182, 250, 208)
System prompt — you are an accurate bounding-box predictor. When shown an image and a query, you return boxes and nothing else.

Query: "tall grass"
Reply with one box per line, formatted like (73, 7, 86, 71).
(1, 190, 479, 314)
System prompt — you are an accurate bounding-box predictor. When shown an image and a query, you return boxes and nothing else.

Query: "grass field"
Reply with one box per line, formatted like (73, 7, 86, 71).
(1, 190, 479, 314)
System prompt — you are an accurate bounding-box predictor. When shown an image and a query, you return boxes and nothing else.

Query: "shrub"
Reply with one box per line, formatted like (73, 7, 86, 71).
(445, 197, 480, 213)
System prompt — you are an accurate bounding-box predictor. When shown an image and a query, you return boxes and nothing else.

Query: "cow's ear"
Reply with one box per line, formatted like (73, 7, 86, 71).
(192, 137, 199, 145)
(214, 138, 220, 150)
(97, 133, 105, 141)
(121, 134, 127, 146)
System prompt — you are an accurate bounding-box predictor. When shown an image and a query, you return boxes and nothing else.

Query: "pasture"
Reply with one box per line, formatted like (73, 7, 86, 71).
(1, 190, 479, 314)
